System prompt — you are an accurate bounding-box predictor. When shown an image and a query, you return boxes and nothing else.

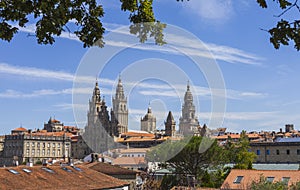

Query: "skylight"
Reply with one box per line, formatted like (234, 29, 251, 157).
(22, 168, 32, 173)
(266, 177, 275, 182)
(41, 167, 55, 173)
(72, 166, 82, 172)
(233, 176, 244, 184)
(8, 169, 20, 175)
(62, 167, 72, 172)
(282, 177, 290, 185)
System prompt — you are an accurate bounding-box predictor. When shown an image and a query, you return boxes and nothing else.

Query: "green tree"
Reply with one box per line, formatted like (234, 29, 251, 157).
(226, 130, 257, 169)
(1, 0, 300, 50)
(250, 176, 288, 190)
(256, 0, 300, 50)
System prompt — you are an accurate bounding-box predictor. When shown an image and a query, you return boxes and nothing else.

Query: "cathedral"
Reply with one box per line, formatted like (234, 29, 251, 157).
(83, 78, 128, 153)
(179, 82, 201, 135)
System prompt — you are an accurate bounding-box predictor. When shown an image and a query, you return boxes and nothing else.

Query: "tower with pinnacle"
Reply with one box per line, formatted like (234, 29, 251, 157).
(84, 80, 114, 153)
(112, 76, 128, 135)
(165, 111, 176, 137)
(179, 81, 200, 135)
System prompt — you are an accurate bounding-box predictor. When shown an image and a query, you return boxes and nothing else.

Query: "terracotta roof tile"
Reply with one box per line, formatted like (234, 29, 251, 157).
(12, 127, 27, 131)
(113, 157, 146, 166)
(87, 162, 138, 175)
(0, 165, 129, 190)
(221, 169, 300, 190)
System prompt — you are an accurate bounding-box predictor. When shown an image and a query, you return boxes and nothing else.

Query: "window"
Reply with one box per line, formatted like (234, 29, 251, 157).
(47, 149, 50, 156)
(57, 150, 60, 156)
(57, 143, 60, 148)
(256, 150, 260, 155)
(37, 149, 40, 155)
(31, 149, 35, 156)
(287, 149, 290, 155)
(32, 142, 35, 147)
(297, 149, 300, 155)
(234, 176, 244, 184)
(52, 150, 55, 156)
(8, 169, 20, 175)
(42, 143, 45, 148)
(26, 142, 29, 147)
(266, 177, 275, 182)
(277, 149, 280, 155)
(282, 177, 290, 185)
(23, 168, 31, 173)
(26, 149, 29, 156)
(37, 142, 40, 148)
(42, 149, 45, 156)
(266, 149, 270, 155)
(42, 167, 54, 173)
(52, 143, 55, 148)
(47, 143, 50, 148)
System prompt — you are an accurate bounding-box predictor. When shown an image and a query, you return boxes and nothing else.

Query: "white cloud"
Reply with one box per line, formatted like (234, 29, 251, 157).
(12, 22, 263, 65)
(0, 63, 74, 81)
(181, 0, 234, 22)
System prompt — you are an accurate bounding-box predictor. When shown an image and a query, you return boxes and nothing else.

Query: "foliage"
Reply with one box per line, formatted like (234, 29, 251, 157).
(225, 130, 257, 169)
(2, 0, 299, 50)
(159, 175, 179, 190)
(250, 176, 288, 190)
(167, 137, 226, 177)
(35, 160, 42, 165)
(256, 0, 300, 50)
(199, 166, 231, 188)
(0, 0, 164, 47)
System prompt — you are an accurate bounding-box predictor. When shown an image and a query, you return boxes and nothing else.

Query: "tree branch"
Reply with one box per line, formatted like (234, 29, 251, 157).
(274, 0, 299, 17)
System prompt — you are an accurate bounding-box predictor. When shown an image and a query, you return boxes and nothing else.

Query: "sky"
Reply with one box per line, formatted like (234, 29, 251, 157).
(0, 0, 300, 134)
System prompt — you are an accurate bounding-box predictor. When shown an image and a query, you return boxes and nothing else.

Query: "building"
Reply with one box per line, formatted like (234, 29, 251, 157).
(250, 138, 300, 163)
(83, 80, 117, 154)
(118, 148, 149, 158)
(0, 165, 130, 190)
(165, 111, 176, 137)
(1, 127, 72, 166)
(116, 131, 167, 148)
(113, 156, 147, 170)
(71, 135, 93, 159)
(87, 162, 140, 189)
(112, 76, 129, 135)
(141, 106, 156, 133)
(43, 118, 64, 132)
(179, 82, 200, 135)
(221, 169, 300, 189)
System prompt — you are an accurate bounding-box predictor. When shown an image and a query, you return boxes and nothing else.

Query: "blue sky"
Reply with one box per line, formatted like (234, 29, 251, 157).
(0, 0, 300, 134)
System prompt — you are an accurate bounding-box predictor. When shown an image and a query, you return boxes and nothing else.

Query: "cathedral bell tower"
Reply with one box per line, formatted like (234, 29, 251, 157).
(112, 76, 128, 135)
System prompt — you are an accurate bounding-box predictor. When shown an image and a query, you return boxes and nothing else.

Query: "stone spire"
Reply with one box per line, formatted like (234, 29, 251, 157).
(179, 81, 200, 135)
(112, 75, 128, 135)
(165, 111, 176, 137)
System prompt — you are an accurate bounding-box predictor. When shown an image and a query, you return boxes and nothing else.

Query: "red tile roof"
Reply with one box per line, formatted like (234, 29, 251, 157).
(221, 169, 300, 190)
(87, 162, 138, 176)
(12, 127, 27, 131)
(0, 165, 129, 190)
(113, 157, 146, 166)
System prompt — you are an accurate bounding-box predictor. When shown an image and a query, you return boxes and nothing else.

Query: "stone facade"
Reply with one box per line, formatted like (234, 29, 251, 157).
(165, 111, 176, 137)
(250, 141, 300, 163)
(0, 130, 72, 166)
(179, 82, 200, 135)
(141, 106, 156, 133)
(112, 77, 128, 135)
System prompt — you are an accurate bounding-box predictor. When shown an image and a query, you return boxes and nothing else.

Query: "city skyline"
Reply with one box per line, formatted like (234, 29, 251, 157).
(1, 1, 300, 134)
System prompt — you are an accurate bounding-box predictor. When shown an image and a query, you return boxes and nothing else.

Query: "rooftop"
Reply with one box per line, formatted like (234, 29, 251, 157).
(221, 169, 300, 190)
(0, 165, 129, 190)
